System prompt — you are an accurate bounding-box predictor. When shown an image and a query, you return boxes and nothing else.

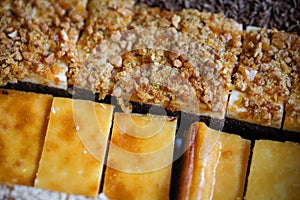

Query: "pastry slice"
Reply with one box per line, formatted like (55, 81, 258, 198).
(0, 0, 87, 89)
(283, 34, 300, 132)
(178, 122, 250, 200)
(284, 88, 300, 132)
(34, 97, 114, 197)
(245, 140, 300, 199)
(0, 89, 53, 186)
(73, 1, 243, 119)
(227, 27, 297, 128)
(227, 89, 284, 128)
(103, 112, 177, 200)
(71, 0, 135, 94)
(113, 7, 243, 119)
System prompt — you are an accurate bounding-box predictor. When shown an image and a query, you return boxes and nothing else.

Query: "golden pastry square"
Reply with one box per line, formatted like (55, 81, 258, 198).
(178, 122, 250, 200)
(245, 140, 300, 199)
(34, 97, 114, 197)
(0, 89, 53, 186)
(103, 112, 177, 200)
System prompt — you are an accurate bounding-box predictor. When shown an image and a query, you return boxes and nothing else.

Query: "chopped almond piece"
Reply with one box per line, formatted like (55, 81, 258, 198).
(0, 89, 52, 186)
(35, 98, 114, 197)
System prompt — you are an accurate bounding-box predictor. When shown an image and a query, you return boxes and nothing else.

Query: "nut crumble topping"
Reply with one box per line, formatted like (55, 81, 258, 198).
(0, 0, 87, 88)
(229, 28, 300, 127)
(73, 1, 243, 119)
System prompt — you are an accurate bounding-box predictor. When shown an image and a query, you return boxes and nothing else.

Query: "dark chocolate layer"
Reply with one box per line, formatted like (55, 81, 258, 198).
(137, 0, 300, 34)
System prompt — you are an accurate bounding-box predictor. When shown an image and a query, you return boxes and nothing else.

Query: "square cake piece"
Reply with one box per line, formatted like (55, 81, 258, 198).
(178, 122, 250, 200)
(34, 97, 114, 197)
(0, 0, 87, 89)
(227, 27, 299, 128)
(283, 34, 300, 132)
(245, 140, 300, 199)
(0, 89, 53, 186)
(103, 112, 177, 200)
(71, 0, 135, 95)
(284, 88, 300, 132)
(72, 0, 243, 119)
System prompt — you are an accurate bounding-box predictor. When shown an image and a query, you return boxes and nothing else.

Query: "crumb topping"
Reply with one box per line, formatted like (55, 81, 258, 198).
(2, 0, 298, 123)
(73, 1, 243, 117)
(232, 28, 300, 125)
(0, 0, 87, 87)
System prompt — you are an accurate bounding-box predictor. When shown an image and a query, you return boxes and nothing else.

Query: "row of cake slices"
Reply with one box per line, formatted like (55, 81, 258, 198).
(0, 0, 299, 132)
(0, 89, 299, 199)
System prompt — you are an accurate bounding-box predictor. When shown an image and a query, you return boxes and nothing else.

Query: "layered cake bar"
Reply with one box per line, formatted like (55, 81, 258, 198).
(283, 35, 300, 132)
(72, 0, 243, 119)
(34, 97, 114, 197)
(0, 0, 87, 89)
(0, 89, 53, 186)
(71, 0, 135, 95)
(103, 112, 177, 200)
(227, 27, 299, 128)
(284, 87, 300, 132)
(178, 122, 250, 200)
(245, 140, 300, 199)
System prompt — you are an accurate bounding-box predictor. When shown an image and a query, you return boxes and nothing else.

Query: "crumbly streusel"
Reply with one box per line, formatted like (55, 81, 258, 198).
(0, 0, 87, 88)
(73, 1, 243, 118)
(230, 28, 300, 127)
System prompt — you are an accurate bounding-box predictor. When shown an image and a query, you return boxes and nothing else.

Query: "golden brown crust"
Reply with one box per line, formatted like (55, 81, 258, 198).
(177, 123, 198, 200)
(103, 112, 177, 199)
(245, 140, 300, 199)
(0, 89, 53, 186)
(178, 122, 250, 200)
(35, 98, 114, 197)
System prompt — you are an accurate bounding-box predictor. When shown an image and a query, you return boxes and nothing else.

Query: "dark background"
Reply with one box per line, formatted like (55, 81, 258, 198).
(137, 0, 300, 34)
